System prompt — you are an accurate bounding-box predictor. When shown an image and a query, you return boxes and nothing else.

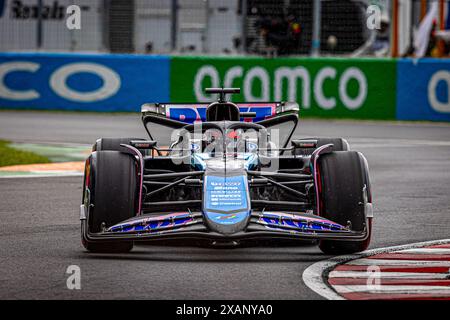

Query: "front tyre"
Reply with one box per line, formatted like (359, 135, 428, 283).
(293, 137, 349, 157)
(317, 151, 372, 255)
(82, 150, 138, 253)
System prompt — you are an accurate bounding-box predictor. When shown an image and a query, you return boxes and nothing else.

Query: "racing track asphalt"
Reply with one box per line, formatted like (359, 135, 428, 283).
(0, 110, 450, 299)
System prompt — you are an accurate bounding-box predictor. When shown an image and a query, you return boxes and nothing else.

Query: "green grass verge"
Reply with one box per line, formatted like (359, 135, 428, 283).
(0, 140, 51, 167)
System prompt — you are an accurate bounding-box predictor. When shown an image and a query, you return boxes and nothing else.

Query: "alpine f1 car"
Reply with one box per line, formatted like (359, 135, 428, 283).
(81, 88, 373, 254)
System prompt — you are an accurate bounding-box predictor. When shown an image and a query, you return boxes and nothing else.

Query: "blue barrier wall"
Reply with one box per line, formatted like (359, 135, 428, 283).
(397, 59, 450, 122)
(0, 53, 170, 112)
(0, 53, 449, 122)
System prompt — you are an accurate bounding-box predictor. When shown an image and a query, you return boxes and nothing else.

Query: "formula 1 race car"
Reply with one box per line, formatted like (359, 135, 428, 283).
(80, 88, 373, 255)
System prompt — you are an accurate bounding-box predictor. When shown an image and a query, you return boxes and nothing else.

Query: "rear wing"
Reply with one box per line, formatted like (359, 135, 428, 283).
(141, 102, 299, 124)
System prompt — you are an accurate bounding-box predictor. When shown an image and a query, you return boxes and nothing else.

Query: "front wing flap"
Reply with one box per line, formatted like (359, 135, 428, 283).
(81, 208, 369, 243)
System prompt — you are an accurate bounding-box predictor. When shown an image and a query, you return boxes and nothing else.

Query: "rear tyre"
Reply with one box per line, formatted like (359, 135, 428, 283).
(317, 151, 372, 255)
(82, 150, 138, 253)
(294, 138, 349, 156)
(316, 138, 349, 151)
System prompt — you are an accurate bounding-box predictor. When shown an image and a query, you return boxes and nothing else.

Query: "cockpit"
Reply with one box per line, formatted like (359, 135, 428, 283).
(140, 88, 300, 155)
(169, 121, 278, 161)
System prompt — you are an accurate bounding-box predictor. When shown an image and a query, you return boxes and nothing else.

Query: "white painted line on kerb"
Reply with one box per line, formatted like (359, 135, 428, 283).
(347, 259, 450, 267)
(302, 239, 450, 300)
(329, 271, 449, 279)
(333, 285, 450, 294)
(397, 248, 450, 255)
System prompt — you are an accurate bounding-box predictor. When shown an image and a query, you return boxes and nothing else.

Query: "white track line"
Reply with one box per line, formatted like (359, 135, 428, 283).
(333, 285, 450, 294)
(397, 248, 450, 255)
(301, 258, 346, 300)
(0, 172, 83, 179)
(329, 271, 450, 279)
(347, 259, 450, 267)
(302, 239, 450, 300)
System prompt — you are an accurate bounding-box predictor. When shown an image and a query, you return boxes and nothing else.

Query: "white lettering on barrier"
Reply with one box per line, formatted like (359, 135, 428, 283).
(339, 67, 367, 110)
(274, 67, 310, 108)
(0, 62, 40, 100)
(193, 65, 368, 111)
(428, 70, 450, 113)
(50, 63, 121, 102)
(314, 66, 336, 110)
(194, 65, 220, 102)
(243, 67, 269, 101)
(224, 66, 243, 93)
(0, 61, 121, 103)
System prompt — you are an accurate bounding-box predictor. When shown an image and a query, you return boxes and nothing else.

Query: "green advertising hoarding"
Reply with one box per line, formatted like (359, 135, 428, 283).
(170, 57, 396, 120)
